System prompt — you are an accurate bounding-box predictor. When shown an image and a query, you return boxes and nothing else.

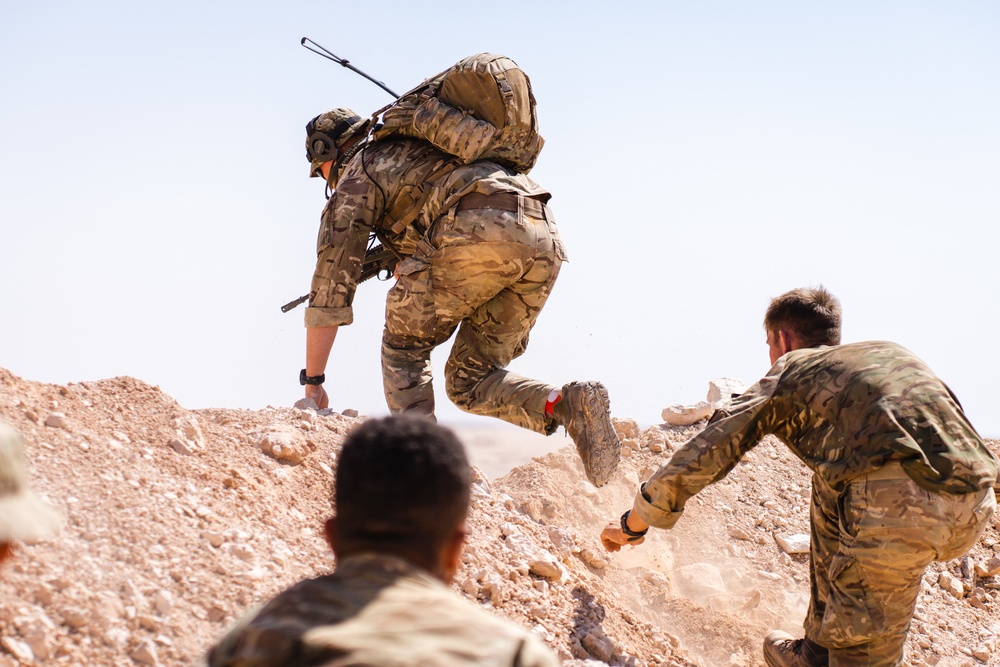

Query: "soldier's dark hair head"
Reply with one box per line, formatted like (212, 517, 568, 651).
(764, 286, 842, 347)
(333, 414, 472, 566)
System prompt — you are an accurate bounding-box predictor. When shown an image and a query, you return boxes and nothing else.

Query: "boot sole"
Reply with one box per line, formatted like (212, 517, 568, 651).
(566, 382, 621, 487)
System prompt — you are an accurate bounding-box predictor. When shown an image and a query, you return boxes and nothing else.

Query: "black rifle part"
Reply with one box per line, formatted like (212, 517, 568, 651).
(280, 292, 313, 313)
(359, 243, 399, 284)
(300, 38, 399, 98)
(281, 242, 399, 313)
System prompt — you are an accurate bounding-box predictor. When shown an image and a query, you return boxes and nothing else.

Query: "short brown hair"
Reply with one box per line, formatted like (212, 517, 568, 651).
(764, 286, 842, 347)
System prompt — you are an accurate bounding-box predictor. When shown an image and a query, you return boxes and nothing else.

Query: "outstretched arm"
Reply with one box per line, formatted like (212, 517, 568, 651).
(305, 325, 339, 409)
(600, 509, 649, 552)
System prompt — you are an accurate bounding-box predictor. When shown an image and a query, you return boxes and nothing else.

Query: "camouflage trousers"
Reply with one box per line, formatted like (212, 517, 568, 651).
(804, 463, 995, 666)
(381, 198, 566, 434)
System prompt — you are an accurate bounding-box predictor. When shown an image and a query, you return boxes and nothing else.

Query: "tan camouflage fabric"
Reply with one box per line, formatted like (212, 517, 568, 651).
(806, 469, 994, 666)
(373, 53, 544, 173)
(634, 341, 998, 528)
(382, 201, 563, 432)
(632, 340, 999, 665)
(306, 138, 565, 433)
(205, 553, 560, 667)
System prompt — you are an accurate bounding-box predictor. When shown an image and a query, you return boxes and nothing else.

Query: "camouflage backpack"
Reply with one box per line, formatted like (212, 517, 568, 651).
(371, 53, 544, 173)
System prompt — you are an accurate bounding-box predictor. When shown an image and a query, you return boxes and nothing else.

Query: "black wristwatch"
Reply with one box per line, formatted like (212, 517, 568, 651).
(620, 510, 648, 541)
(299, 369, 326, 386)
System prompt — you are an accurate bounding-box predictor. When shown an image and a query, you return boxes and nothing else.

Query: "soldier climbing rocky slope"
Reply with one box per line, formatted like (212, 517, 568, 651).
(0, 367, 998, 666)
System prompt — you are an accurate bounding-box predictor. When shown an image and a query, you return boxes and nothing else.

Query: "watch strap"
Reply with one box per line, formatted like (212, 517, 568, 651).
(300, 369, 326, 386)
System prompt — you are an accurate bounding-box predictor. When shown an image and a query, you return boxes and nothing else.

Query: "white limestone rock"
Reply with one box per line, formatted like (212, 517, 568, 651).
(168, 437, 196, 456)
(938, 571, 966, 599)
(0, 637, 33, 664)
(612, 417, 640, 440)
(678, 562, 727, 595)
(707, 378, 747, 406)
(255, 425, 310, 464)
(546, 526, 577, 557)
(775, 533, 811, 554)
(293, 397, 319, 411)
(661, 401, 713, 426)
(505, 534, 563, 581)
(173, 415, 204, 448)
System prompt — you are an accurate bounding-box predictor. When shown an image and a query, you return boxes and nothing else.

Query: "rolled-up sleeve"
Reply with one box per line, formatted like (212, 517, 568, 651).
(304, 175, 375, 328)
(633, 367, 783, 529)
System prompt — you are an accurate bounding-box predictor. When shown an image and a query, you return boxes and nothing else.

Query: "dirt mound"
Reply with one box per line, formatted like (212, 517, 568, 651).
(1, 368, 998, 666)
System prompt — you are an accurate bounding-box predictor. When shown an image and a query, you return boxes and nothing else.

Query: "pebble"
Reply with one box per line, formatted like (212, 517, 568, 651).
(201, 531, 225, 548)
(938, 571, 965, 599)
(131, 638, 160, 666)
(775, 533, 810, 554)
(581, 633, 616, 662)
(727, 527, 753, 541)
(974, 556, 1000, 577)
(972, 646, 991, 661)
(44, 412, 68, 429)
(168, 437, 196, 456)
(61, 606, 88, 629)
(152, 590, 174, 616)
(139, 615, 161, 632)
(0, 637, 33, 664)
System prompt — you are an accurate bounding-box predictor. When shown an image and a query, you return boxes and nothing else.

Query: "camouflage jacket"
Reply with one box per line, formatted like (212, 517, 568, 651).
(205, 553, 560, 667)
(304, 138, 549, 328)
(634, 341, 999, 529)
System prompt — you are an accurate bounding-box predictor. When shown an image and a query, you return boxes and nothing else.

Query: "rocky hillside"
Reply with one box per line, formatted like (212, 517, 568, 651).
(1, 368, 998, 666)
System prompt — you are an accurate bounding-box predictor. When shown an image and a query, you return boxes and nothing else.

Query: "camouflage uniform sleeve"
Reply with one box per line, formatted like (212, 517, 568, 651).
(203, 606, 262, 666)
(304, 173, 377, 328)
(633, 362, 786, 529)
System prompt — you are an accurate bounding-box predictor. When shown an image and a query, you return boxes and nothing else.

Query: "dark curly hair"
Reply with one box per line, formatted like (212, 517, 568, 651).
(333, 414, 472, 565)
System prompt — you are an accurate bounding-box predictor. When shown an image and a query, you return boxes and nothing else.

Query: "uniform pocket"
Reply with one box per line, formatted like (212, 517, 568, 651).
(818, 554, 886, 648)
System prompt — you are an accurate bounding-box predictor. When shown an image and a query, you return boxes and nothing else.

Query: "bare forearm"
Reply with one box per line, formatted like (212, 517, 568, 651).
(306, 326, 339, 376)
(304, 326, 338, 410)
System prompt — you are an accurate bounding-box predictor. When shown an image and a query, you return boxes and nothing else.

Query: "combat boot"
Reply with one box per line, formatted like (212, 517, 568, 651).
(553, 381, 621, 487)
(762, 631, 829, 667)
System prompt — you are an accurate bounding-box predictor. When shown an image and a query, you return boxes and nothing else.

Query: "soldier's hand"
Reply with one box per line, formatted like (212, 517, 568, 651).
(305, 384, 329, 410)
(600, 522, 644, 552)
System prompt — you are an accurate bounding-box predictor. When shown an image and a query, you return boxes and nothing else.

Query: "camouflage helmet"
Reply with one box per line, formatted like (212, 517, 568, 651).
(305, 108, 367, 177)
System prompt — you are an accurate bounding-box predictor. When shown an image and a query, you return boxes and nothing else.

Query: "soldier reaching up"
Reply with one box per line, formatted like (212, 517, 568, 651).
(601, 286, 998, 667)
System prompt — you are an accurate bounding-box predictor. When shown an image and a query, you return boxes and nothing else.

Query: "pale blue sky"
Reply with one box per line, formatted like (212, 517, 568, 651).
(2, 2, 998, 436)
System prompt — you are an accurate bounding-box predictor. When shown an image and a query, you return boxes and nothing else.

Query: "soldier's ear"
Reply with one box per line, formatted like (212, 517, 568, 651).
(324, 517, 340, 557)
(778, 329, 798, 354)
(439, 523, 467, 584)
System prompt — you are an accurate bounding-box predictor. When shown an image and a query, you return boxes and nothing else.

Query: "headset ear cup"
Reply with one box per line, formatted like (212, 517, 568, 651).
(306, 132, 339, 162)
